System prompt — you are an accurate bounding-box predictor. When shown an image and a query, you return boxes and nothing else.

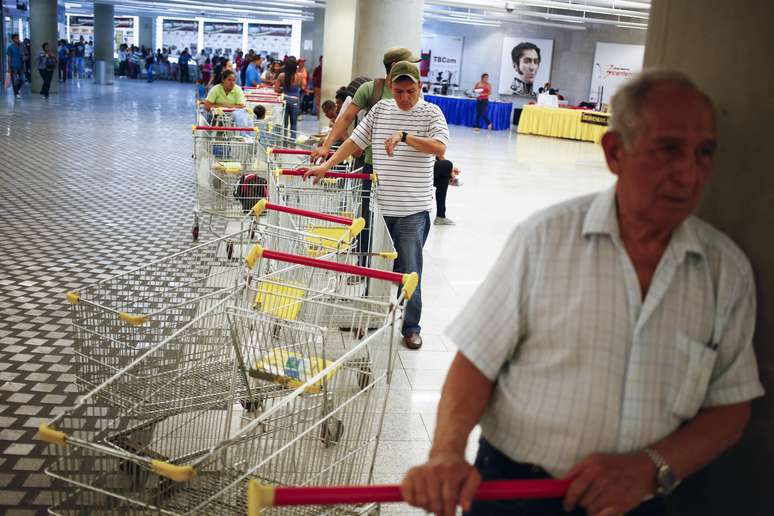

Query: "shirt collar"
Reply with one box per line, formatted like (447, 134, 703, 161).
(582, 186, 704, 260)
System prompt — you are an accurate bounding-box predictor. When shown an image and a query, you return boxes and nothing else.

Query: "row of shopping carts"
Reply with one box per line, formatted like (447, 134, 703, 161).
(37, 92, 416, 515)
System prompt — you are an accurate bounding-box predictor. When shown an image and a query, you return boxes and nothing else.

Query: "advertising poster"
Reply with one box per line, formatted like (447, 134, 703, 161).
(497, 36, 553, 96)
(589, 42, 645, 105)
(420, 34, 464, 87)
(162, 18, 198, 54)
(203, 22, 243, 56)
(247, 23, 292, 58)
(67, 15, 135, 47)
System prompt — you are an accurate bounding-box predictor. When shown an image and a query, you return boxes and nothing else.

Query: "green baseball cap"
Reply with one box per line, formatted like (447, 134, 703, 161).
(389, 61, 420, 83)
(383, 46, 421, 66)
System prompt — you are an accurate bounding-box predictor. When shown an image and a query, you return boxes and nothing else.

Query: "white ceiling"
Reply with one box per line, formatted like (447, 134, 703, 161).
(63, 0, 650, 30)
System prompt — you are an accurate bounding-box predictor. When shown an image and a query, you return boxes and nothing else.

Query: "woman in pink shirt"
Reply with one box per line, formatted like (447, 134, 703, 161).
(473, 73, 493, 132)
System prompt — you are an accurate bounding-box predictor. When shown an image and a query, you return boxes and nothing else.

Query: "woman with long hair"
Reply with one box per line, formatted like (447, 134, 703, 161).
(274, 56, 304, 135)
(210, 58, 233, 88)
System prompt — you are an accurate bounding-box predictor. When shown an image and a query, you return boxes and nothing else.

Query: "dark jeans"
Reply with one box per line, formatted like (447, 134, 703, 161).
(10, 68, 24, 95)
(433, 159, 452, 218)
(59, 61, 68, 82)
(180, 64, 189, 83)
(383, 211, 430, 335)
(39, 68, 54, 97)
(475, 99, 491, 128)
(466, 439, 667, 516)
(357, 162, 373, 268)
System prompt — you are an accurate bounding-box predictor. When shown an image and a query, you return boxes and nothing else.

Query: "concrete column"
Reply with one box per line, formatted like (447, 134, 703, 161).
(643, 2, 774, 515)
(29, 0, 58, 95)
(93, 2, 114, 84)
(139, 16, 153, 51)
(320, 0, 359, 114)
(351, 0, 423, 79)
(320, 0, 423, 113)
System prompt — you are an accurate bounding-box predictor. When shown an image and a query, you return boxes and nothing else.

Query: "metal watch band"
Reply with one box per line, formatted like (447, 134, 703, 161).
(643, 447, 667, 468)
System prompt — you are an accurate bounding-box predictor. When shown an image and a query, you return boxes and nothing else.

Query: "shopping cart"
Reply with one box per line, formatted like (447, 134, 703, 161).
(65, 202, 369, 402)
(41, 248, 418, 515)
(192, 125, 264, 239)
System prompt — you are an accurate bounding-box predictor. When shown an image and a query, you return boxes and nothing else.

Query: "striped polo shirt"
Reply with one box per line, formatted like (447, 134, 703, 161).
(350, 98, 449, 217)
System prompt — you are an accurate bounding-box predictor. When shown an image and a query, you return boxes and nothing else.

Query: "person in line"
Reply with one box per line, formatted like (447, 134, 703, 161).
(510, 41, 541, 96)
(244, 55, 262, 88)
(74, 36, 85, 79)
(274, 56, 305, 136)
(6, 33, 24, 98)
(472, 73, 492, 132)
(84, 40, 93, 78)
(433, 157, 460, 226)
(210, 58, 233, 88)
(36, 42, 57, 99)
(58, 40, 70, 82)
(178, 48, 191, 83)
(321, 99, 338, 126)
(311, 48, 421, 276)
(203, 69, 251, 128)
(296, 57, 309, 104)
(400, 69, 764, 516)
(306, 61, 449, 351)
(312, 55, 322, 115)
(201, 57, 212, 86)
(261, 60, 282, 86)
(145, 51, 154, 83)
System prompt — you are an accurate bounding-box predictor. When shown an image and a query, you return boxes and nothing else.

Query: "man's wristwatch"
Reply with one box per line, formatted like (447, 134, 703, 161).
(400, 131, 408, 143)
(643, 447, 679, 496)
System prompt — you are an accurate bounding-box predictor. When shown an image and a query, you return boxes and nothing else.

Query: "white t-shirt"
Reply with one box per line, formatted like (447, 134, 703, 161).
(350, 98, 449, 217)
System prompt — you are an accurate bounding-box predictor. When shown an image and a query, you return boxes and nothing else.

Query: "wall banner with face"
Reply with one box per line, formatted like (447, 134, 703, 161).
(497, 37, 553, 96)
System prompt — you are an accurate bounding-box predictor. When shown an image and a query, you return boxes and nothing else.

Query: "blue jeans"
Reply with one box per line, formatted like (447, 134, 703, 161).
(284, 97, 300, 135)
(466, 439, 667, 516)
(10, 68, 24, 95)
(146, 63, 153, 82)
(383, 211, 430, 335)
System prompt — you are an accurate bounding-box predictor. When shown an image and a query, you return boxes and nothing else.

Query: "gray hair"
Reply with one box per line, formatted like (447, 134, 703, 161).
(608, 68, 715, 146)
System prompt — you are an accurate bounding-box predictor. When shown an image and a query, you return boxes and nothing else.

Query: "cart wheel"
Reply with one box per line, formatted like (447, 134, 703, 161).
(320, 418, 344, 447)
(226, 241, 234, 260)
(192, 226, 199, 241)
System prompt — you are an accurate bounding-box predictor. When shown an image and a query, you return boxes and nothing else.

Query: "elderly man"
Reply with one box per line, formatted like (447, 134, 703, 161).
(305, 61, 449, 351)
(400, 69, 764, 516)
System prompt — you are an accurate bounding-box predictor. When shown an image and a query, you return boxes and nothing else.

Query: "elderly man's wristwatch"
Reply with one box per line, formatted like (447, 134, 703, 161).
(643, 447, 679, 496)
(400, 131, 408, 143)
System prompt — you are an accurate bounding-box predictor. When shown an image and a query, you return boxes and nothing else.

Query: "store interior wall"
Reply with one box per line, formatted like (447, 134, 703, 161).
(644, 2, 774, 513)
(300, 11, 325, 67)
(421, 19, 646, 105)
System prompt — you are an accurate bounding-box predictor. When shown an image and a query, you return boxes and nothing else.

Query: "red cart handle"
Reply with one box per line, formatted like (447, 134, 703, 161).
(250, 199, 365, 236)
(192, 125, 258, 132)
(267, 148, 319, 156)
(277, 168, 375, 181)
(245, 245, 418, 300)
(247, 479, 570, 514)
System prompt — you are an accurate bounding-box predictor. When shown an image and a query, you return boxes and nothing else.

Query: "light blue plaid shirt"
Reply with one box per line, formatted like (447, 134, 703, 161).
(449, 187, 764, 476)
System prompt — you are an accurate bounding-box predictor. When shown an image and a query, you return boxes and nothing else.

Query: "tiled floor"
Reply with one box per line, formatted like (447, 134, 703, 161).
(0, 79, 614, 514)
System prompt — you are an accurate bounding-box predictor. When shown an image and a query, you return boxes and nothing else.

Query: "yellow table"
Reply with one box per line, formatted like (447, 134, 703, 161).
(517, 105, 609, 143)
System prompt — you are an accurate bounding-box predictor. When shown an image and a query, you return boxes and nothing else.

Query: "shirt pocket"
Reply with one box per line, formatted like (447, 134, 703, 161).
(670, 333, 718, 419)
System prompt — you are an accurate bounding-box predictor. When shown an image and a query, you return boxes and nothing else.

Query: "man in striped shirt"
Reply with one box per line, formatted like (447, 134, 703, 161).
(304, 61, 449, 350)
(400, 70, 764, 516)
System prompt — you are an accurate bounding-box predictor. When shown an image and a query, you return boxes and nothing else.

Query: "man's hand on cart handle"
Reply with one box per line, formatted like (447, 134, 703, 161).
(310, 144, 331, 164)
(302, 165, 329, 185)
(401, 451, 481, 516)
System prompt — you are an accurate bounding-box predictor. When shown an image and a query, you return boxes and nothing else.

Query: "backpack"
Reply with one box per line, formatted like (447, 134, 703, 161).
(234, 173, 268, 212)
(367, 78, 386, 110)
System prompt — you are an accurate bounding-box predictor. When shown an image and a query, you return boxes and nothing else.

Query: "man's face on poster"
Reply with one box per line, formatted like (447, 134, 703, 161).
(514, 49, 540, 84)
